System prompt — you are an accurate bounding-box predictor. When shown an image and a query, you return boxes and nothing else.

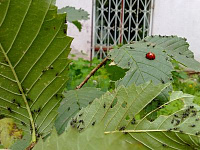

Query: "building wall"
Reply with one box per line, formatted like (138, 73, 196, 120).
(56, 0, 93, 59)
(152, 0, 200, 61)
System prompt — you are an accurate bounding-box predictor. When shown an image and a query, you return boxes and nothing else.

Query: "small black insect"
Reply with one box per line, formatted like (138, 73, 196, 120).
(92, 121, 96, 126)
(7, 107, 12, 113)
(186, 56, 189, 58)
(131, 118, 136, 125)
(103, 103, 106, 108)
(191, 110, 196, 113)
(68, 107, 70, 111)
(186, 108, 190, 112)
(42, 69, 47, 73)
(195, 131, 200, 136)
(37, 108, 41, 113)
(110, 104, 113, 108)
(171, 119, 174, 124)
(17, 102, 21, 108)
(190, 124, 196, 127)
(191, 112, 197, 117)
(179, 52, 182, 55)
(174, 114, 178, 118)
(79, 128, 84, 131)
(89, 101, 92, 105)
(195, 118, 199, 121)
(119, 126, 126, 131)
(128, 62, 130, 67)
(173, 127, 178, 130)
(49, 65, 54, 69)
(79, 120, 84, 124)
(27, 97, 31, 101)
(161, 79, 165, 84)
(56, 73, 59, 76)
(64, 28, 67, 34)
(12, 99, 16, 103)
(70, 120, 74, 126)
(73, 118, 77, 123)
(167, 128, 172, 131)
(190, 106, 194, 109)
(179, 130, 183, 133)
(175, 120, 180, 125)
(19, 90, 22, 94)
(162, 144, 167, 147)
(55, 94, 58, 98)
(20, 121, 26, 126)
(79, 113, 83, 117)
(147, 43, 151, 47)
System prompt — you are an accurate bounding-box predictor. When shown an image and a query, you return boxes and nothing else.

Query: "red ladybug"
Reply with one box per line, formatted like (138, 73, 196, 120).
(146, 52, 155, 60)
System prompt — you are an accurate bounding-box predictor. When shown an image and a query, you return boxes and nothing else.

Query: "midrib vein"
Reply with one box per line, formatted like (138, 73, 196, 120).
(0, 44, 36, 142)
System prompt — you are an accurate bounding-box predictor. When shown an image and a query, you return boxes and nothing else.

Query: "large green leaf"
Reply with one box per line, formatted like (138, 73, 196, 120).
(67, 82, 169, 132)
(109, 42, 174, 87)
(58, 6, 89, 32)
(35, 85, 200, 149)
(0, 0, 72, 142)
(55, 88, 104, 135)
(144, 35, 200, 71)
(118, 91, 200, 149)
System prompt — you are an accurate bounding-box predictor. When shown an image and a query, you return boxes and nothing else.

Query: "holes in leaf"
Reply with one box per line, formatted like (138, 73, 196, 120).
(110, 98, 118, 108)
(121, 101, 127, 108)
(125, 115, 130, 120)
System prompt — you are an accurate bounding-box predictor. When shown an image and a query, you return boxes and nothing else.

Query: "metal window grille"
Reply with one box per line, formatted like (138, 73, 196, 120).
(92, 0, 153, 59)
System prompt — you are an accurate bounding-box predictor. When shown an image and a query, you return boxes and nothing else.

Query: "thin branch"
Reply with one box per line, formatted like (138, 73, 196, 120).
(76, 57, 109, 89)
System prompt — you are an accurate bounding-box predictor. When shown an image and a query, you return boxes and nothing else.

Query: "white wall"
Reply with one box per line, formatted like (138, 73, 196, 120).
(56, 0, 93, 59)
(152, 0, 200, 61)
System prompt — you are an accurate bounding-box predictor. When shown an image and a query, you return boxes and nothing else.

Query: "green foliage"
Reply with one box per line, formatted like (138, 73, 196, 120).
(55, 87, 104, 135)
(0, 0, 72, 143)
(144, 35, 200, 71)
(66, 58, 126, 91)
(67, 82, 169, 132)
(109, 42, 173, 87)
(58, 6, 89, 31)
(35, 84, 200, 150)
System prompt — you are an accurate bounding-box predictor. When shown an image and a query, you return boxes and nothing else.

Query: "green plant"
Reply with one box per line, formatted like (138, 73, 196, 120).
(58, 6, 89, 31)
(34, 83, 200, 150)
(2, 0, 200, 149)
(66, 58, 126, 91)
(0, 0, 72, 145)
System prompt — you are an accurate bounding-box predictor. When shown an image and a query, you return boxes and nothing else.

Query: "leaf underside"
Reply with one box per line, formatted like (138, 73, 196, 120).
(68, 82, 169, 132)
(109, 42, 173, 87)
(34, 84, 200, 149)
(55, 88, 104, 135)
(144, 35, 200, 71)
(0, 0, 72, 138)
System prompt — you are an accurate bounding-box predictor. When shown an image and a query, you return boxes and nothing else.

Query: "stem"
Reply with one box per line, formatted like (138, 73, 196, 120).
(76, 57, 109, 89)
